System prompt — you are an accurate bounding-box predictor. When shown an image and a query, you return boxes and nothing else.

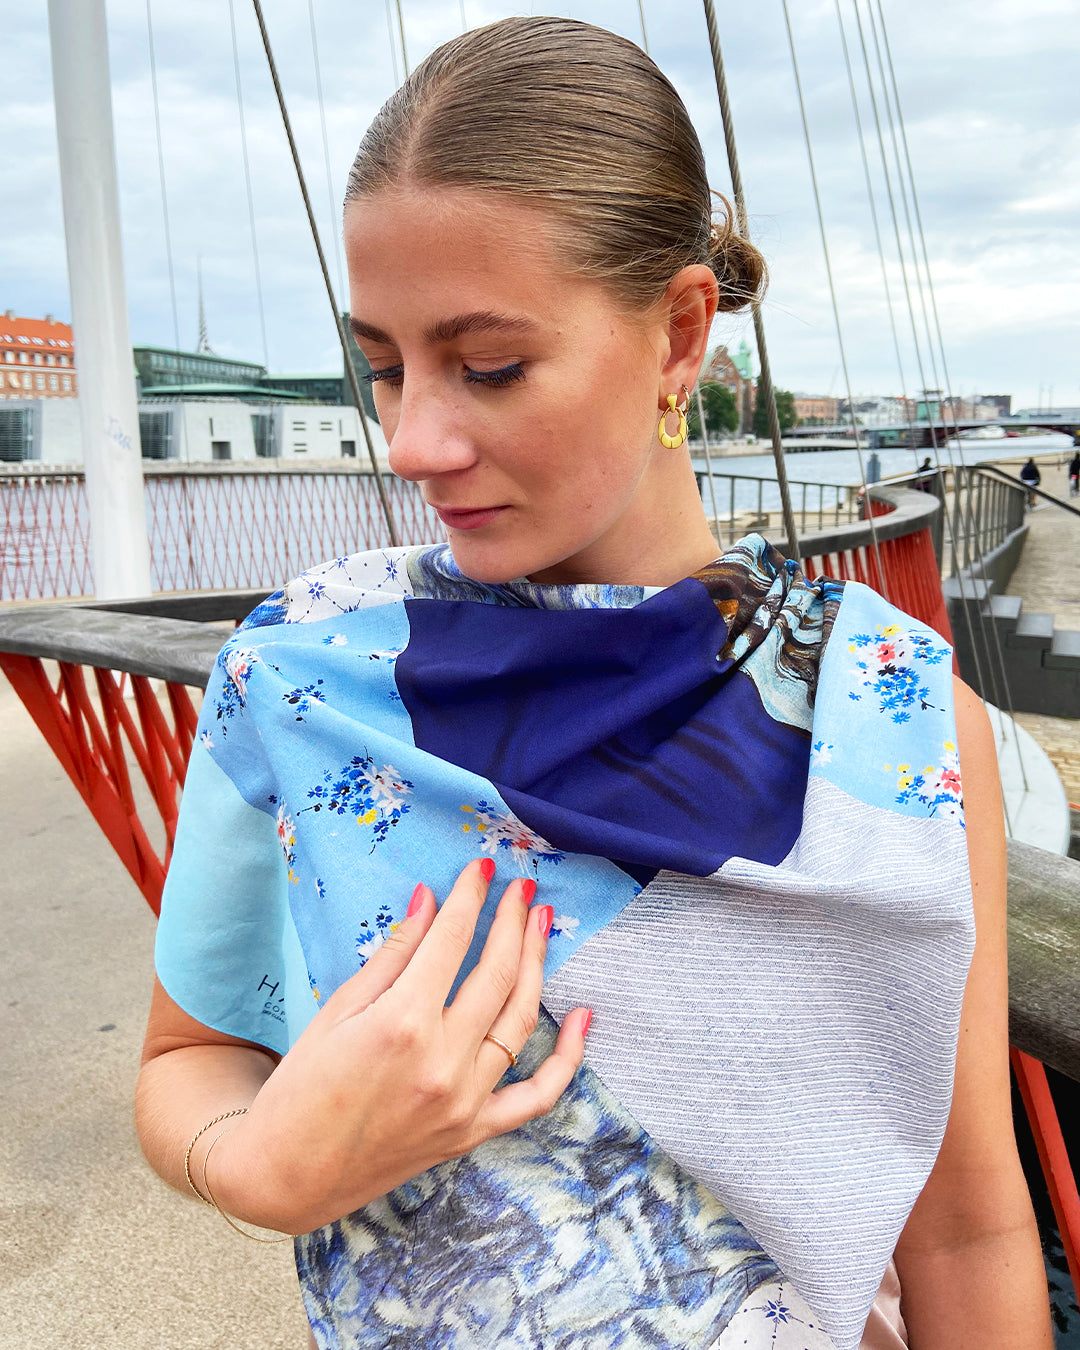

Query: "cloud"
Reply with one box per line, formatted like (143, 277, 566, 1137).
(2, 0, 1077, 408)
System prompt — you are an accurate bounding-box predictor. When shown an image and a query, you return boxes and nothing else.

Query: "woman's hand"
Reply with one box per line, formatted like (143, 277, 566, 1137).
(201, 859, 591, 1234)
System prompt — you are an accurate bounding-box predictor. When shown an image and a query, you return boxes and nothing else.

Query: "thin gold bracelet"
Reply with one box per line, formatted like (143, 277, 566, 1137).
(184, 1108, 293, 1244)
(185, 1109, 248, 1206)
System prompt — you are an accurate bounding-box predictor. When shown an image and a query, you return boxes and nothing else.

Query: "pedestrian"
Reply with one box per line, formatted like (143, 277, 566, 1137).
(1068, 448, 1079, 498)
(1019, 456, 1041, 507)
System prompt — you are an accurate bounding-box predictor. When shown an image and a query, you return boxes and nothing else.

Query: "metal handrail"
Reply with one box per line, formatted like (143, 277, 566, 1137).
(978, 464, 1080, 520)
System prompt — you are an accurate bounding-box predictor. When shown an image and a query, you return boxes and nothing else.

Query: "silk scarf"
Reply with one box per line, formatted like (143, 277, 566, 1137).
(157, 536, 973, 1350)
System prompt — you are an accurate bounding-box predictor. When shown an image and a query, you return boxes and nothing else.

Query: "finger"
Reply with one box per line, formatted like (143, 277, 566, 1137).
(472, 901, 551, 1084)
(401, 857, 496, 1004)
(448, 877, 537, 1032)
(323, 883, 435, 1019)
(472, 1007, 592, 1139)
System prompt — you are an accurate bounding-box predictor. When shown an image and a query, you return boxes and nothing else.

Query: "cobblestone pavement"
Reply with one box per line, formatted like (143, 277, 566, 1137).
(999, 458, 1080, 634)
(1013, 712, 1080, 805)
(994, 455, 1080, 808)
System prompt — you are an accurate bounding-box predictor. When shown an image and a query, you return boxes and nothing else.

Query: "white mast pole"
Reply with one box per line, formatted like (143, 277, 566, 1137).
(48, 0, 152, 600)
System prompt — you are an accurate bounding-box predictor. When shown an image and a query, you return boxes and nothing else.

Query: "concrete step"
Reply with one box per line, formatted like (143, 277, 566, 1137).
(987, 593, 1023, 631)
(945, 585, 1080, 717)
(1046, 628, 1080, 672)
(943, 575, 991, 605)
(1009, 611, 1056, 650)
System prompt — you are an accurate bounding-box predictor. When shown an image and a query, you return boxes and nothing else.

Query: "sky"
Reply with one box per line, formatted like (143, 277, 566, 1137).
(2, 0, 1078, 413)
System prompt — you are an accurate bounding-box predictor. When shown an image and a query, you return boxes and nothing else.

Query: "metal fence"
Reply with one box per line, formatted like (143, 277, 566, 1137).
(1, 462, 443, 602)
(0, 457, 1035, 605)
(695, 470, 857, 545)
(1, 464, 94, 600)
(943, 466, 1028, 577)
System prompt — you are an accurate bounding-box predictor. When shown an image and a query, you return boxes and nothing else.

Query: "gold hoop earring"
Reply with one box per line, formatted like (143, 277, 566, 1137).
(657, 387, 690, 450)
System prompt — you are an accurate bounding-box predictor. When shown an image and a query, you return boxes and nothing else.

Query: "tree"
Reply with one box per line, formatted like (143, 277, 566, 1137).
(752, 384, 797, 438)
(686, 383, 739, 439)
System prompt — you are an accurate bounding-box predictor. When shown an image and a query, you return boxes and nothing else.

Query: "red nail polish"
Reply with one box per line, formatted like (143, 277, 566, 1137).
(406, 883, 425, 917)
(521, 879, 537, 904)
(581, 1009, 593, 1036)
(479, 857, 496, 882)
(537, 905, 553, 938)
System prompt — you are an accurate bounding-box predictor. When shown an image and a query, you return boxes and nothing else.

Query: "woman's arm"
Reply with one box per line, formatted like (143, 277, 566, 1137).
(892, 677, 1053, 1349)
(136, 862, 590, 1235)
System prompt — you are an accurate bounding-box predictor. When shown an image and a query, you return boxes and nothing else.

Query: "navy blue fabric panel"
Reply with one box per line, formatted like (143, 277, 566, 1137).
(396, 579, 809, 878)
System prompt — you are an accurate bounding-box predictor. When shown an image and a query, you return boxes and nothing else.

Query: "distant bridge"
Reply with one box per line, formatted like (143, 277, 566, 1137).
(783, 417, 1079, 450)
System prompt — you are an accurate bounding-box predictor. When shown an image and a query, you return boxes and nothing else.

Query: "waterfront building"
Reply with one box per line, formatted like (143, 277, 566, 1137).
(701, 344, 750, 402)
(700, 344, 754, 434)
(136, 397, 386, 462)
(1011, 405, 1078, 422)
(0, 394, 386, 465)
(0, 312, 77, 400)
(967, 393, 1012, 419)
(839, 395, 913, 428)
(0, 323, 387, 463)
(792, 393, 839, 425)
(133, 344, 267, 396)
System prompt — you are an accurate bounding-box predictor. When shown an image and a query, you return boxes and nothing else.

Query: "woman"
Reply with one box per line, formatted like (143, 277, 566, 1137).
(137, 17, 1052, 1349)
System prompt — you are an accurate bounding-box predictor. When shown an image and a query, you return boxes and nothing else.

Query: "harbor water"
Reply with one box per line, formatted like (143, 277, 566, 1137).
(691, 432, 1076, 520)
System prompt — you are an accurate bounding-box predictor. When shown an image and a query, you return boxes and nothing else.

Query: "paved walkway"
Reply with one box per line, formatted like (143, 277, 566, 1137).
(994, 455, 1080, 805)
(0, 675, 309, 1350)
(998, 457, 1080, 634)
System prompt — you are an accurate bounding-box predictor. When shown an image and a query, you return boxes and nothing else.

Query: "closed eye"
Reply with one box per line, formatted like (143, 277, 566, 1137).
(363, 364, 404, 385)
(363, 362, 526, 389)
(464, 363, 525, 387)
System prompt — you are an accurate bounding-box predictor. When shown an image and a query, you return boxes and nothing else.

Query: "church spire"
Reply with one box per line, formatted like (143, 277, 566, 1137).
(195, 260, 213, 354)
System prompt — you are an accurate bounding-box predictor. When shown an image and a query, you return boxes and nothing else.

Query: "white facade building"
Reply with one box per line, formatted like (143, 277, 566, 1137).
(839, 396, 910, 429)
(1, 396, 388, 465)
(0, 396, 83, 463)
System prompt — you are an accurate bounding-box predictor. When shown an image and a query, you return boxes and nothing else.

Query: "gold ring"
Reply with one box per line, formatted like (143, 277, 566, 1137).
(483, 1032, 518, 1067)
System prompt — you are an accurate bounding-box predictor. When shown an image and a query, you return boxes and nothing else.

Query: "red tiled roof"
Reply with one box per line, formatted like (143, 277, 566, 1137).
(0, 314, 75, 352)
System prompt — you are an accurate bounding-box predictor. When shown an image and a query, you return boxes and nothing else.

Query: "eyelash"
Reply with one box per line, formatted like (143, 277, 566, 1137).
(362, 363, 526, 389)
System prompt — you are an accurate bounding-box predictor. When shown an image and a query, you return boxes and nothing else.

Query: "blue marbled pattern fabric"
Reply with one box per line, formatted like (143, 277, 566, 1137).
(296, 1010, 778, 1349)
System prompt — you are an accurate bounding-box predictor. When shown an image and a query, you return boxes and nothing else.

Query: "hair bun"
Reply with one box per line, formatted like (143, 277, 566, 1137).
(708, 196, 767, 314)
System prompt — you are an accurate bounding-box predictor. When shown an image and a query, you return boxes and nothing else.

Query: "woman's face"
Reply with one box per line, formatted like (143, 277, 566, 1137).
(343, 186, 711, 585)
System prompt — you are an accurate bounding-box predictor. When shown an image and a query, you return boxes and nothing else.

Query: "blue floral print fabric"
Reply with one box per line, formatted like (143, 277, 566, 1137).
(156, 536, 974, 1350)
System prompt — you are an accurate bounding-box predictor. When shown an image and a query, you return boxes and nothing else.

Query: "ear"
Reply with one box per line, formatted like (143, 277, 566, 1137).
(656, 265, 720, 408)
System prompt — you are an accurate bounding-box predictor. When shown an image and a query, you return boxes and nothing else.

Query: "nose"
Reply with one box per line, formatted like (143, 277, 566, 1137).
(386, 385, 479, 484)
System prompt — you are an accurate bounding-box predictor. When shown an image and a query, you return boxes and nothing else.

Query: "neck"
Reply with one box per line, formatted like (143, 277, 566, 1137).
(528, 453, 720, 588)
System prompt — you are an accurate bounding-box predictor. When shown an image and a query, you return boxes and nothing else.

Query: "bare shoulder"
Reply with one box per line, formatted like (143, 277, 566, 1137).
(952, 675, 999, 787)
(952, 675, 1007, 919)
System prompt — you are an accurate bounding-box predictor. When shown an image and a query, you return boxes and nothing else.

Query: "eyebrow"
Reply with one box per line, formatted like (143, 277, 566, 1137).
(348, 311, 537, 347)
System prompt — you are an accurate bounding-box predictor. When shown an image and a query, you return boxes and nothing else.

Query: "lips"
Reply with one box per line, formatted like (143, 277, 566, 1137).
(433, 505, 509, 531)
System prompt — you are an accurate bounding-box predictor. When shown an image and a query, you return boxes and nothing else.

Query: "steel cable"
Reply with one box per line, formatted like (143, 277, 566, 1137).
(250, 0, 399, 547)
(699, 0, 800, 562)
(145, 0, 181, 352)
(307, 0, 348, 305)
(227, 0, 271, 370)
(779, 0, 889, 598)
(834, 0, 918, 472)
(872, 0, 1030, 791)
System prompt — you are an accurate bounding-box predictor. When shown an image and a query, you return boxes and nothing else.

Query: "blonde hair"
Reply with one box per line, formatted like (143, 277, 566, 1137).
(345, 16, 766, 315)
